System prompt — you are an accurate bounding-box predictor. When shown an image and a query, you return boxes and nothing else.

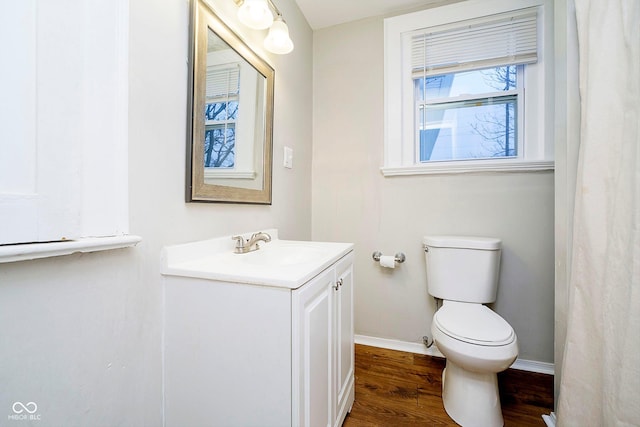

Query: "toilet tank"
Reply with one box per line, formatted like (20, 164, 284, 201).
(423, 236, 501, 303)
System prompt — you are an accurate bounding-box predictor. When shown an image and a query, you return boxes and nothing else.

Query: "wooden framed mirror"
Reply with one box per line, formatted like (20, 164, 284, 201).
(187, 0, 274, 204)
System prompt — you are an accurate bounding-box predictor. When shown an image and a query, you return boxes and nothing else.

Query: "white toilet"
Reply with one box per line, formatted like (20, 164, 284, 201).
(423, 235, 518, 427)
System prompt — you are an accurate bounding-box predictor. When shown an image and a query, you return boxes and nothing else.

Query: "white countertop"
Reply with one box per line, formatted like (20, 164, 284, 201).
(161, 230, 353, 289)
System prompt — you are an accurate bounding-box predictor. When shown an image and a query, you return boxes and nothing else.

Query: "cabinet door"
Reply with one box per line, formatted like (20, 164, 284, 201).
(292, 268, 334, 427)
(333, 254, 355, 426)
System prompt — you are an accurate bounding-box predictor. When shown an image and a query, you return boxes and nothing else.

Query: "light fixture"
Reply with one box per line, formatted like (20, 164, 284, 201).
(264, 16, 294, 54)
(237, 0, 273, 30)
(234, 0, 294, 54)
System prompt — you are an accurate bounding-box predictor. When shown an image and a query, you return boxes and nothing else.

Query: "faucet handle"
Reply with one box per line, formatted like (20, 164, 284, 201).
(231, 235, 246, 250)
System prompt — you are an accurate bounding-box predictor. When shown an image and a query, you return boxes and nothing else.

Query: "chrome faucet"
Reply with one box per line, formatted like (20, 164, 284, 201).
(231, 232, 272, 254)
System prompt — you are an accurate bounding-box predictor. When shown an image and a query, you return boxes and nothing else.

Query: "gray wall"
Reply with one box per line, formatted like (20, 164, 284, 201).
(311, 15, 555, 363)
(0, 0, 313, 424)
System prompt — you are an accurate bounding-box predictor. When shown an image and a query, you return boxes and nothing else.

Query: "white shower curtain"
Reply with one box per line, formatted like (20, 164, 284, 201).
(557, 0, 639, 426)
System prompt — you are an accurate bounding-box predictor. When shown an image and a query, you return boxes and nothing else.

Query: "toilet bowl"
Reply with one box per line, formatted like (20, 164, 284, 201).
(432, 302, 518, 427)
(433, 301, 518, 372)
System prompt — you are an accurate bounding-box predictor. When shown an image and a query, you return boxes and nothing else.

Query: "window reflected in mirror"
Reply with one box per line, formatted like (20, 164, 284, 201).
(205, 61, 239, 170)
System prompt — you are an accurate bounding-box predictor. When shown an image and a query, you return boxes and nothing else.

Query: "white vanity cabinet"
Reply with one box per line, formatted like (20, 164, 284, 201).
(161, 234, 354, 427)
(293, 253, 354, 427)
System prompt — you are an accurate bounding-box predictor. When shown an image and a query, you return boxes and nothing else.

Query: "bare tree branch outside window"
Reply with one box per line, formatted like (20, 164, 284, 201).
(471, 66, 517, 157)
(204, 101, 238, 168)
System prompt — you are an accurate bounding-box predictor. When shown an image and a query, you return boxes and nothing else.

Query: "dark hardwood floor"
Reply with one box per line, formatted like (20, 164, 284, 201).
(343, 344, 554, 426)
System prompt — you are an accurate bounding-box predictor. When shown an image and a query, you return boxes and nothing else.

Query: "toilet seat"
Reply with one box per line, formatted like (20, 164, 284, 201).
(434, 302, 515, 346)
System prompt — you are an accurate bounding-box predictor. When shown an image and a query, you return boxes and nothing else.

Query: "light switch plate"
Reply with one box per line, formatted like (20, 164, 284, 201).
(283, 146, 293, 169)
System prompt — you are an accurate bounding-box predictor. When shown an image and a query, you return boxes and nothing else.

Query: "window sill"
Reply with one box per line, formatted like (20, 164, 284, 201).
(204, 169, 257, 180)
(381, 160, 554, 176)
(0, 235, 142, 264)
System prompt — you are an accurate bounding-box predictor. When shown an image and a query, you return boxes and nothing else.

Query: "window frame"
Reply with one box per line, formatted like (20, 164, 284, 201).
(383, 0, 554, 176)
(0, 0, 141, 262)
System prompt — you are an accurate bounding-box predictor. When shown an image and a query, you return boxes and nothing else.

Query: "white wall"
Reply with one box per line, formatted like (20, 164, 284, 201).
(0, 0, 312, 424)
(311, 15, 555, 363)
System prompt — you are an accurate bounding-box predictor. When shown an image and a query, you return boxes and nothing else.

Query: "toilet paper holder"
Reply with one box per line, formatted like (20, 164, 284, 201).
(372, 251, 406, 264)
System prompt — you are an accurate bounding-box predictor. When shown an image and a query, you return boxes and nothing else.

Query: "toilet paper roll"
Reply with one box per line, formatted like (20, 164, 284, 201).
(379, 255, 396, 268)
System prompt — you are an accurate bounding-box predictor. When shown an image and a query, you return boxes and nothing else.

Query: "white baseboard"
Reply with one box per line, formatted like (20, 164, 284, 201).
(354, 334, 554, 375)
(355, 334, 446, 358)
(512, 358, 555, 375)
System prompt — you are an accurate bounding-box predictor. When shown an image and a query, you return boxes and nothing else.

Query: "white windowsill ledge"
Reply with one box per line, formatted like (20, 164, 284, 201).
(381, 160, 555, 176)
(0, 235, 143, 264)
(204, 169, 257, 180)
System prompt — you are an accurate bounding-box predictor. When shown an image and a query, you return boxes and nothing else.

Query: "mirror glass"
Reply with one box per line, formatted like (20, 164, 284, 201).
(187, 0, 274, 204)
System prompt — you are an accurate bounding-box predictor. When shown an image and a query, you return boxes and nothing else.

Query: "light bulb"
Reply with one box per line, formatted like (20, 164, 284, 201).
(264, 16, 294, 54)
(238, 0, 273, 30)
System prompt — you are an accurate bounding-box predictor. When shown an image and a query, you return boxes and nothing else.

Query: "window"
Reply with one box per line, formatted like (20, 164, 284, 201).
(0, 0, 141, 262)
(202, 48, 263, 182)
(383, 0, 554, 175)
(205, 64, 240, 169)
(416, 66, 522, 162)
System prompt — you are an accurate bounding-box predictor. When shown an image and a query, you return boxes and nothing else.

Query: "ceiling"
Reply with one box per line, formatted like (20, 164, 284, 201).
(293, 0, 451, 29)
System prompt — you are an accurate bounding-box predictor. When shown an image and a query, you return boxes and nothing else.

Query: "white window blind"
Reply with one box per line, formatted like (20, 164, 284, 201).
(206, 63, 240, 102)
(411, 7, 538, 77)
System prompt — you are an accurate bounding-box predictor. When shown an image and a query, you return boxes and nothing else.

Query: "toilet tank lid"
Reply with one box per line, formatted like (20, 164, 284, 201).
(423, 235, 501, 250)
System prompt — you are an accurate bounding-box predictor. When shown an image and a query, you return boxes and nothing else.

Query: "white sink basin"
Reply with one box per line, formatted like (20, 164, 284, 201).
(161, 230, 353, 289)
(242, 243, 327, 267)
